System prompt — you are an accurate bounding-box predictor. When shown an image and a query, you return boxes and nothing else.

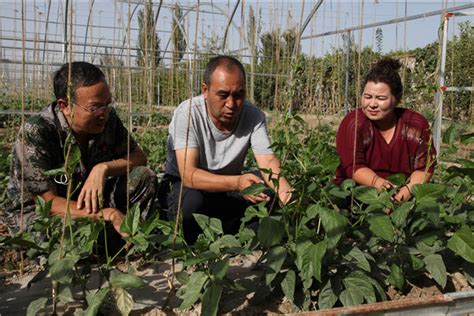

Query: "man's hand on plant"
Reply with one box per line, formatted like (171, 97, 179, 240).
(238, 173, 270, 204)
(77, 163, 108, 213)
(100, 207, 127, 237)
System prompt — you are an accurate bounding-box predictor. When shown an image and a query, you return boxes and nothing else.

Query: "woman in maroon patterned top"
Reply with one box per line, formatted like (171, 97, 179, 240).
(335, 58, 436, 202)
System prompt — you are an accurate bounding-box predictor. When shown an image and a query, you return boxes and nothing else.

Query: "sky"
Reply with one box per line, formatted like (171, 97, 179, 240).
(0, 0, 473, 67)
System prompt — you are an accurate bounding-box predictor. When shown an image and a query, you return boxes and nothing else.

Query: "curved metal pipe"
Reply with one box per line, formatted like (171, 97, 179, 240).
(162, 2, 241, 60)
(82, 0, 96, 60)
(221, 0, 240, 52)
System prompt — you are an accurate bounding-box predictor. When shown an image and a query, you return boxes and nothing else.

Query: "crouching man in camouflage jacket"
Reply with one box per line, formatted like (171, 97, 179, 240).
(3, 62, 158, 244)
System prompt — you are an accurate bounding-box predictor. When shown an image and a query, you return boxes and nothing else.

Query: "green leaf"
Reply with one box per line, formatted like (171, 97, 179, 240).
(50, 256, 79, 284)
(314, 205, 349, 248)
(447, 227, 474, 263)
(311, 240, 327, 282)
(328, 186, 351, 199)
(184, 251, 218, 266)
(43, 167, 65, 177)
(65, 145, 81, 174)
(241, 183, 268, 196)
(353, 186, 381, 205)
(343, 271, 376, 303)
(258, 217, 285, 248)
(410, 254, 425, 270)
(391, 202, 413, 228)
(388, 264, 405, 290)
(210, 258, 229, 281)
(35, 197, 52, 218)
(4, 235, 44, 251)
(179, 271, 208, 310)
(347, 247, 371, 272)
(58, 286, 74, 304)
(265, 246, 287, 285)
(295, 240, 313, 289)
(210, 235, 241, 253)
(318, 280, 338, 310)
(281, 270, 296, 305)
(424, 254, 447, 288)
(201, 284, 223, 316)
(387, 174, 407, 187)
(341, 179, 355, 190)
(368, 214, 394, 242)
(460, 132, 474, 144)
(110, 270, 146, 289)
(209, 218, 223, 235)
(114, 287, 133, 316)
(26, 297, 48, 316)
(194, 214, 211, 231)
(412, 184, 446, 204)
(415, 202, 440, 226)
(442, 123, 459, 145)
(85, 288, 110, 316)
(339, 288, 363, 307)
(176, 271, 190, 285)
(121, 203, 140, 236)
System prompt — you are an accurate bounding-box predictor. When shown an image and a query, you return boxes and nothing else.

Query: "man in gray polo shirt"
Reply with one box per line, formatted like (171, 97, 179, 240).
(160, 55, 292, 243)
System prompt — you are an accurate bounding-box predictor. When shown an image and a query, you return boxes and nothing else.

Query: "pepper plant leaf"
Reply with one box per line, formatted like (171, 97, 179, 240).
(179, 271, 208, 310)
(110, 270, 146, 289)
(50, 255, 79, 284)
(387, 263, 405, 290)
(423, 254, 447, 288)
(210, 257, 229, 281)
(281, 269, 296, 305)
(447, 226, 474, 263)
(265, 245, 287, 285)
(391, 201, 413, 228)
(241, 183, 268, 196)
(387, 174, 407, 187)
(295, 240, 314, 289)
(314, 205, 349, 248)
(258, 217, 285, 248)
(26, 297, 48, 316)
(318, 280, 338, 310)
(347, 246, 371, 272)
(311, 240, 328, 282)
(114, 287, 133, 316)
(339, 288, 363, 307)
(343, 271, 376, 303)
(201, 283, 223, 316)
(85, 288, 110, 316)
(368, 214, 394, 242)
(412, 184, 446, 204)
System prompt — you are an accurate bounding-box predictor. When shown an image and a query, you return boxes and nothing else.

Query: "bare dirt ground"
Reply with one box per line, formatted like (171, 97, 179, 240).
(1, 248, 472, 315)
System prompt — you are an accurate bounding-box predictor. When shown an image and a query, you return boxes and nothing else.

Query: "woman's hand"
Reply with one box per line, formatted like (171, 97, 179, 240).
(393, 185, 412, 202)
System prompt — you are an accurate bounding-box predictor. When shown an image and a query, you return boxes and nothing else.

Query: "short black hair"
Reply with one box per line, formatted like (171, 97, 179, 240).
(363, 57, 403, 103)
(53, 62, 105, 100)
(204, 55, 246, 86)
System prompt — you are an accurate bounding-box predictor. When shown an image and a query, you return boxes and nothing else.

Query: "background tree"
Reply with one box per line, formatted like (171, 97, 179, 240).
(247, 6, 260, 103)
(136, 0, 161, 105)
(172, 3, 186, 65)
(375, 28, 383, 54)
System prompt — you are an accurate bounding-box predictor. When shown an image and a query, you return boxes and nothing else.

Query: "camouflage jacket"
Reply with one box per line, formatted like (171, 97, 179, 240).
(4, 102, 138, 213)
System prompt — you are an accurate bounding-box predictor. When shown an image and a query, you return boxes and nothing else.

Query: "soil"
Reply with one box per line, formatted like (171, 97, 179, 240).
(0, 250, 472, 315)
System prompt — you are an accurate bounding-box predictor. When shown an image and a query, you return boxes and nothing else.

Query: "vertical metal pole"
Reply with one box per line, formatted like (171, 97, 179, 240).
(62, 0, 69, 62)
(433, 14, 450, 156)
(344, 30, 351, 115)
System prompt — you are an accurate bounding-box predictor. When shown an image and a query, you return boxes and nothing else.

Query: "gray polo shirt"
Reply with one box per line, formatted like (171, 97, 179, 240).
(165, 94, 273, 177)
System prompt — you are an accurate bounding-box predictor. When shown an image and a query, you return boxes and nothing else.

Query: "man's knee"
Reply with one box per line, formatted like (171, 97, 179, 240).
(180, 188, 205, 220)
(130, 166, 157, 186)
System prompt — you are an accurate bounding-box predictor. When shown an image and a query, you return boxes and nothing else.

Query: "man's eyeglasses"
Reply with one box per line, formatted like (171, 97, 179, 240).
(74, 101, 114, 114)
